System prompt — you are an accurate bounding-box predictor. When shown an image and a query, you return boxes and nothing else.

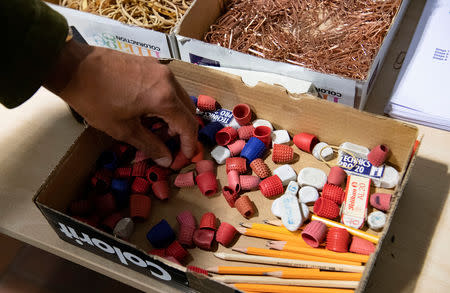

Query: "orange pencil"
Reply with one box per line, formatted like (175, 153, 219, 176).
(240, 222, 302, 236)
(231, 283, 354, 293)
(207, 266, 319, 275)
(268, 241, 370, 263)
(232, 247, 362, 266)
(266, 270, 362, 281)
(236, 227, 308, 246)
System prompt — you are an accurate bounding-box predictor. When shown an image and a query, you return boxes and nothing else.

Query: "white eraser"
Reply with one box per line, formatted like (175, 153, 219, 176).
(339, 142, 370, 158)
(373, 166, 399, 189)
(113, 217, 134, 240)
(297, 167, 327, 190)
(312, 142, 334, 161)
(271, 197, 282, 218)
(227, 117, 241, 130)
(280, 194, 302, 231)
(271, 130, 290, 146)
(211, 146, 231, 164)
(285, 181, 299, 197)
(252, 119, 273, 131)
(298, 186, 319, 204)
(367, 211, 387, 231)
(274, 165, 297, 186)
(300, 202, 310, 224)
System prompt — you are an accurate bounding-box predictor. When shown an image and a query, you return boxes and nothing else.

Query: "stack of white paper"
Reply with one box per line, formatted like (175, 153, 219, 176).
(385, 0, 450, 131)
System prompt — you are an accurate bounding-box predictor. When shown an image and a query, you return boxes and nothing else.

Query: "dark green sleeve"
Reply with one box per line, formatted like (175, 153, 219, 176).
(0, 0, 68, 109)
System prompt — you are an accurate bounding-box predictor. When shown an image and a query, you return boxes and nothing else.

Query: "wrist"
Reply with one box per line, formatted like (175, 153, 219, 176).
(44, 38, 93, 95)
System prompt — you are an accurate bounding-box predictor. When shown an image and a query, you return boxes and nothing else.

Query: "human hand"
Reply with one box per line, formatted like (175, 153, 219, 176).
(45, 40, 197, 167)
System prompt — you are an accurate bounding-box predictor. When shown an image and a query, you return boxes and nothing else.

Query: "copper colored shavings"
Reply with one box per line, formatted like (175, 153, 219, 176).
(204, 0, 402, 80)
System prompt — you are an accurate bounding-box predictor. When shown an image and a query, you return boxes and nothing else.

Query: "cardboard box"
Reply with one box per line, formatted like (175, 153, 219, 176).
(34, 60, 419, 292)
(173, 0, 411, 109)
(47, 3, 173, 59)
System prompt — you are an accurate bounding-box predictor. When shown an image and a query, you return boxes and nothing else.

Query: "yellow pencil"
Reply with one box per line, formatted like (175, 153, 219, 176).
(207, 266, 319, 275)
(266, 270, 362, 281)
(240, 222, 302, 236)
(236, 227, 308, 246)
(231, 283, 355, 293)
(232, 247, 362, 266)
(268, 241, 370, 263)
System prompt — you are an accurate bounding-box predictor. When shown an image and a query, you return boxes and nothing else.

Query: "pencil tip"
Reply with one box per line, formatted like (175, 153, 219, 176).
(266, 271, 282, 277)
(236, 227, 246, 234)
(206, 267, 218, 273)
(239, 222, 250, 228)
(213, 252, 224, 259)
(232, 247, 246, 253)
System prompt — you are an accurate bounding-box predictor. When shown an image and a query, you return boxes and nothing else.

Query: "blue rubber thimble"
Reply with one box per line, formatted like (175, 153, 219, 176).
(241, 137, 266, 163)
(97, 151, 117, 170)
(111, 179, 130, 207)
(198, 121, 224, 146)
(146, 219, 176, 248)
(190, 96, 198, 106)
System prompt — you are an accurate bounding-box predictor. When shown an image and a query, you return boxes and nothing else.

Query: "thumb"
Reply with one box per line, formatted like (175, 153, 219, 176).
(125, 120, 173, 167)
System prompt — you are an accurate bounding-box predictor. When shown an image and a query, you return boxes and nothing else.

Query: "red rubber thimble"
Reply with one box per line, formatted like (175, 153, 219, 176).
(327, 166, 347, 186)
(313, 197, 340, 219)
(222, 186, 239, 207)
(272, 144, 294, 163)
(166, 240, 188, 262)
(170, 150, 190, 171)
(178, 225, 196, 247)
(101, 212, 124, 233)
(132, 161, 148, 177)
(259, 175, 284, 198)
(322, 184, 345, 205)
(152, 181, 170, 200)
(232, 104, 252, 126)
(91, 168, 113, 190)
(349, 237, 376, 255)
(216, 127, 238, 146)
(199, 212, 217, 230)
(190, 142, 204, 163)
(227, 170, 241, 193)
(195, 160, 215, 175)
(293, 132, 319, 153)
(238, 125, 255, 140)
(196, 171, 218, 196)
(176, 210, 197, 228)
(193, 229, 215, 250)
(114, 167, 132, 179)
(94, 193, 117, 217)
(146, 166, 170, 183)
(240, 175, 261, 191)
(226, 157, 247, 174)
(250, 158, 271, 179)
(130, 194, 151, 220)
(326, 227, 350, 253)
(197, 95, 217, 112)
(131, 177, 151, 194)
(187, 266, 209, 276)
(216, 222, 237, 247)
(148, 248, 166, 258)
(69, 199, 93, 216)
(301, 221, 328, 248)
(370, 193, 392, 211)
(368, 144, 389, 167)
(163, 256, 182, 265)
(227, 139, 246, 156)
(235, 195, 255, 218)
(174, 171, 196, 188)
(253, 126, 272, 147)
(133, 150, 150, 163)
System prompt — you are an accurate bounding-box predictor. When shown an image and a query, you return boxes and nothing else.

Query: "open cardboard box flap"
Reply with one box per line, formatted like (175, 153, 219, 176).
(35, 59, 419, 292)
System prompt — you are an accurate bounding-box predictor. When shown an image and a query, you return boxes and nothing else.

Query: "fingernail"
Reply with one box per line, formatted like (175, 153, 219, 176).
(155, 157, 172, 168)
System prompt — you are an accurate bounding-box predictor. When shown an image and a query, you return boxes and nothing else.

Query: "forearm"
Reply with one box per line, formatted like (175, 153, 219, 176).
(0, 0, 68, 108)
